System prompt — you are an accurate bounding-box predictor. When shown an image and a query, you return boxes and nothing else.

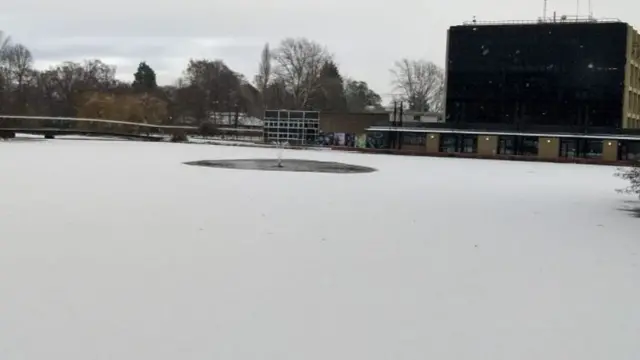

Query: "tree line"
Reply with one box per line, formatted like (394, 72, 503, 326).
(0, 30, 444, 126)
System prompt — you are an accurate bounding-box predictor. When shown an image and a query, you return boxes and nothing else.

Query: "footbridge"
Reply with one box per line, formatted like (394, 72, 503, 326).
(0, 115, 197, 141)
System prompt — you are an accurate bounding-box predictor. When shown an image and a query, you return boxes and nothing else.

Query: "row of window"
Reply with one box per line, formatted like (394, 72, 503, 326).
(446, 99, 621, 127)
(436, 134, 608, 158)
(265, 130, 318, 137)
(264, 111, 320, 120)
(264, 122, 319, 129)
(392, 133, 619, 159)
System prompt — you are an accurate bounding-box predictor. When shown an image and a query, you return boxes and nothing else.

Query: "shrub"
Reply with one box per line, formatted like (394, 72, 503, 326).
(0, 131, 16, 139)
(170, 130, 188, 142)
(198, 121, 218, 138)
(615, 162, 640, 198)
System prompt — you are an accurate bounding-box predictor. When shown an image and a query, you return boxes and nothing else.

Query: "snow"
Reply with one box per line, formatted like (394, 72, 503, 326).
(1, 138, 639, 360)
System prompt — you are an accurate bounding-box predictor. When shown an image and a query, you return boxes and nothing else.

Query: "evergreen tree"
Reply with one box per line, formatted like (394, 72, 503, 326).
(132, 61, 157, 92)
(344, 79, 383, 111)
(311, 60, 347, 111)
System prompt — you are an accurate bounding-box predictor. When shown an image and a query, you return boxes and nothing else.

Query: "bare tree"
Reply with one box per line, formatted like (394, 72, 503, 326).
(2, 44, 34, 113)
(37, 60, 117, 117)
(0, 30, 12, 112)
(5, 44, 33, 86)
(390, 59, 444, 112)
(182, 59, 242, 122)
(272, 38, 332, 109)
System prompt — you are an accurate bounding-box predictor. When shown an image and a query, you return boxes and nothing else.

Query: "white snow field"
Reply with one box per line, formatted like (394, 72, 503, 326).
(1, 138, 639, 360)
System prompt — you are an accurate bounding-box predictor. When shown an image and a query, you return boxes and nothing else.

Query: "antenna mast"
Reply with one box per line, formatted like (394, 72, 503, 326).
(588, 0, 593, 18)
(576, 0, 580, 20)
(543, 0, 548, 20)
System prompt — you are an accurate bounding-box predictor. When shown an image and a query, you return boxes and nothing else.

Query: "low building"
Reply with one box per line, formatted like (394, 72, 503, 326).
(366, 125, 640, 162)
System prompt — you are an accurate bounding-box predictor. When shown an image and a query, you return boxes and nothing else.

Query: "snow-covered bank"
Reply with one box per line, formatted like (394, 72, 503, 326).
(0, 139, 638, 360)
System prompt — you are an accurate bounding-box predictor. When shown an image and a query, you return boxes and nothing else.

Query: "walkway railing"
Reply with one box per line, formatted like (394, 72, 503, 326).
(462, 17, 621, 26)
(0, 115, 265, 141)
(0, 115, 197, 130)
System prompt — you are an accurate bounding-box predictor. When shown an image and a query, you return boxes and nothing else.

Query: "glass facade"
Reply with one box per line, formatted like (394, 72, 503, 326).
(402, 132, 427, 146)
(497, 136, 516, 155)
(263, 110, 320, 144)
(439, 134, 458, 152)
(619, 141, 640, 160)
(437, 134, 477, 153)
(461, 135, 477, 153)
(446, 22, 628, 132)
(559, 138, 579, 158)
(519, 137, 539, 156)
(582, 139, 604, 158)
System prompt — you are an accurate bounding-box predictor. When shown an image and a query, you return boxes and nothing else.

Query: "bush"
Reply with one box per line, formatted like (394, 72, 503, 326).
(615, 162, 640, 198)
(170, 130, 188, 142)
(0, 131, 16, 139)
(198, 121, 218, 138)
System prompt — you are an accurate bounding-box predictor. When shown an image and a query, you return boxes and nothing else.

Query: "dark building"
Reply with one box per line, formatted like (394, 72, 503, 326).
(444, 19, 639, 133)
(365, 18, 640, 163)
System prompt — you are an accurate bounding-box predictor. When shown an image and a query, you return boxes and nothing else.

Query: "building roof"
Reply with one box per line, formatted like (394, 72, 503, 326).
(458, 17, 623, 27)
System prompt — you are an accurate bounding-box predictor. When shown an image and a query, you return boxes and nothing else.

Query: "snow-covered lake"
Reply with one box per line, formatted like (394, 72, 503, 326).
(1, 138, 639, 360)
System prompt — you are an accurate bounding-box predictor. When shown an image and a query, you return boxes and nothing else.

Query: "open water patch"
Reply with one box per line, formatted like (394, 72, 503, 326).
(184, 159, 376, 174)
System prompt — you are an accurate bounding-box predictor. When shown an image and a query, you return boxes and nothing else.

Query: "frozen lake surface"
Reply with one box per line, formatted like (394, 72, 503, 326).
(1, 139, 639, 360)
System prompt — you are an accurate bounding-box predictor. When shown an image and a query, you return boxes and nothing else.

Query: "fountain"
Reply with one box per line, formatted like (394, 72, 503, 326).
(183, 140, 376, 174)
(272, 141, 289, 168)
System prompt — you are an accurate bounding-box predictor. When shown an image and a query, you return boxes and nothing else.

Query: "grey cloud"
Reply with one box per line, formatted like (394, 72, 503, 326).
(30, 42, 171, 62)
(3, 0, 638, 95)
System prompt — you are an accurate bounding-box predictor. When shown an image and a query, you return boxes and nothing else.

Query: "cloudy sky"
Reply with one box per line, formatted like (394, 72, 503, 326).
(1, 0, 638, 98)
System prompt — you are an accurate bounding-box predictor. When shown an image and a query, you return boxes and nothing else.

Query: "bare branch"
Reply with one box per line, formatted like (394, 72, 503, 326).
(272, 38, 332, 109)
(390, 59, 444, 112)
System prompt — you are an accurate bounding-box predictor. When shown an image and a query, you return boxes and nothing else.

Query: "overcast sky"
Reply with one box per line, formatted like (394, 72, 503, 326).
(1, 0, 638, 98)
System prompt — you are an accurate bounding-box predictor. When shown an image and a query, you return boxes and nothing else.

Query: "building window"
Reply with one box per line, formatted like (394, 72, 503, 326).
(413, 115, 421, 121)
(582, 139, 603, 158)
(560, 138, 578, 158)
(619, 141, 640, 161)
(519, 136, 538, 156)
(498, 136, 516, 155)
(461, 135, 477, 153)
(439, 134, 458, 152)
(402, 132, 426, 146)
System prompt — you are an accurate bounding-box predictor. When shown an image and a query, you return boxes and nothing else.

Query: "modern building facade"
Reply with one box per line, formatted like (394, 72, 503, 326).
(445, 19, 639, 132)
(263, 110, 319, 145)
(367, 18, 640, 163)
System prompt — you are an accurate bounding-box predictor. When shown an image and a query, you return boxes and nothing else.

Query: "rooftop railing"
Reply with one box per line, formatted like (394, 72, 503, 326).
(462, 17, 622, 26)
